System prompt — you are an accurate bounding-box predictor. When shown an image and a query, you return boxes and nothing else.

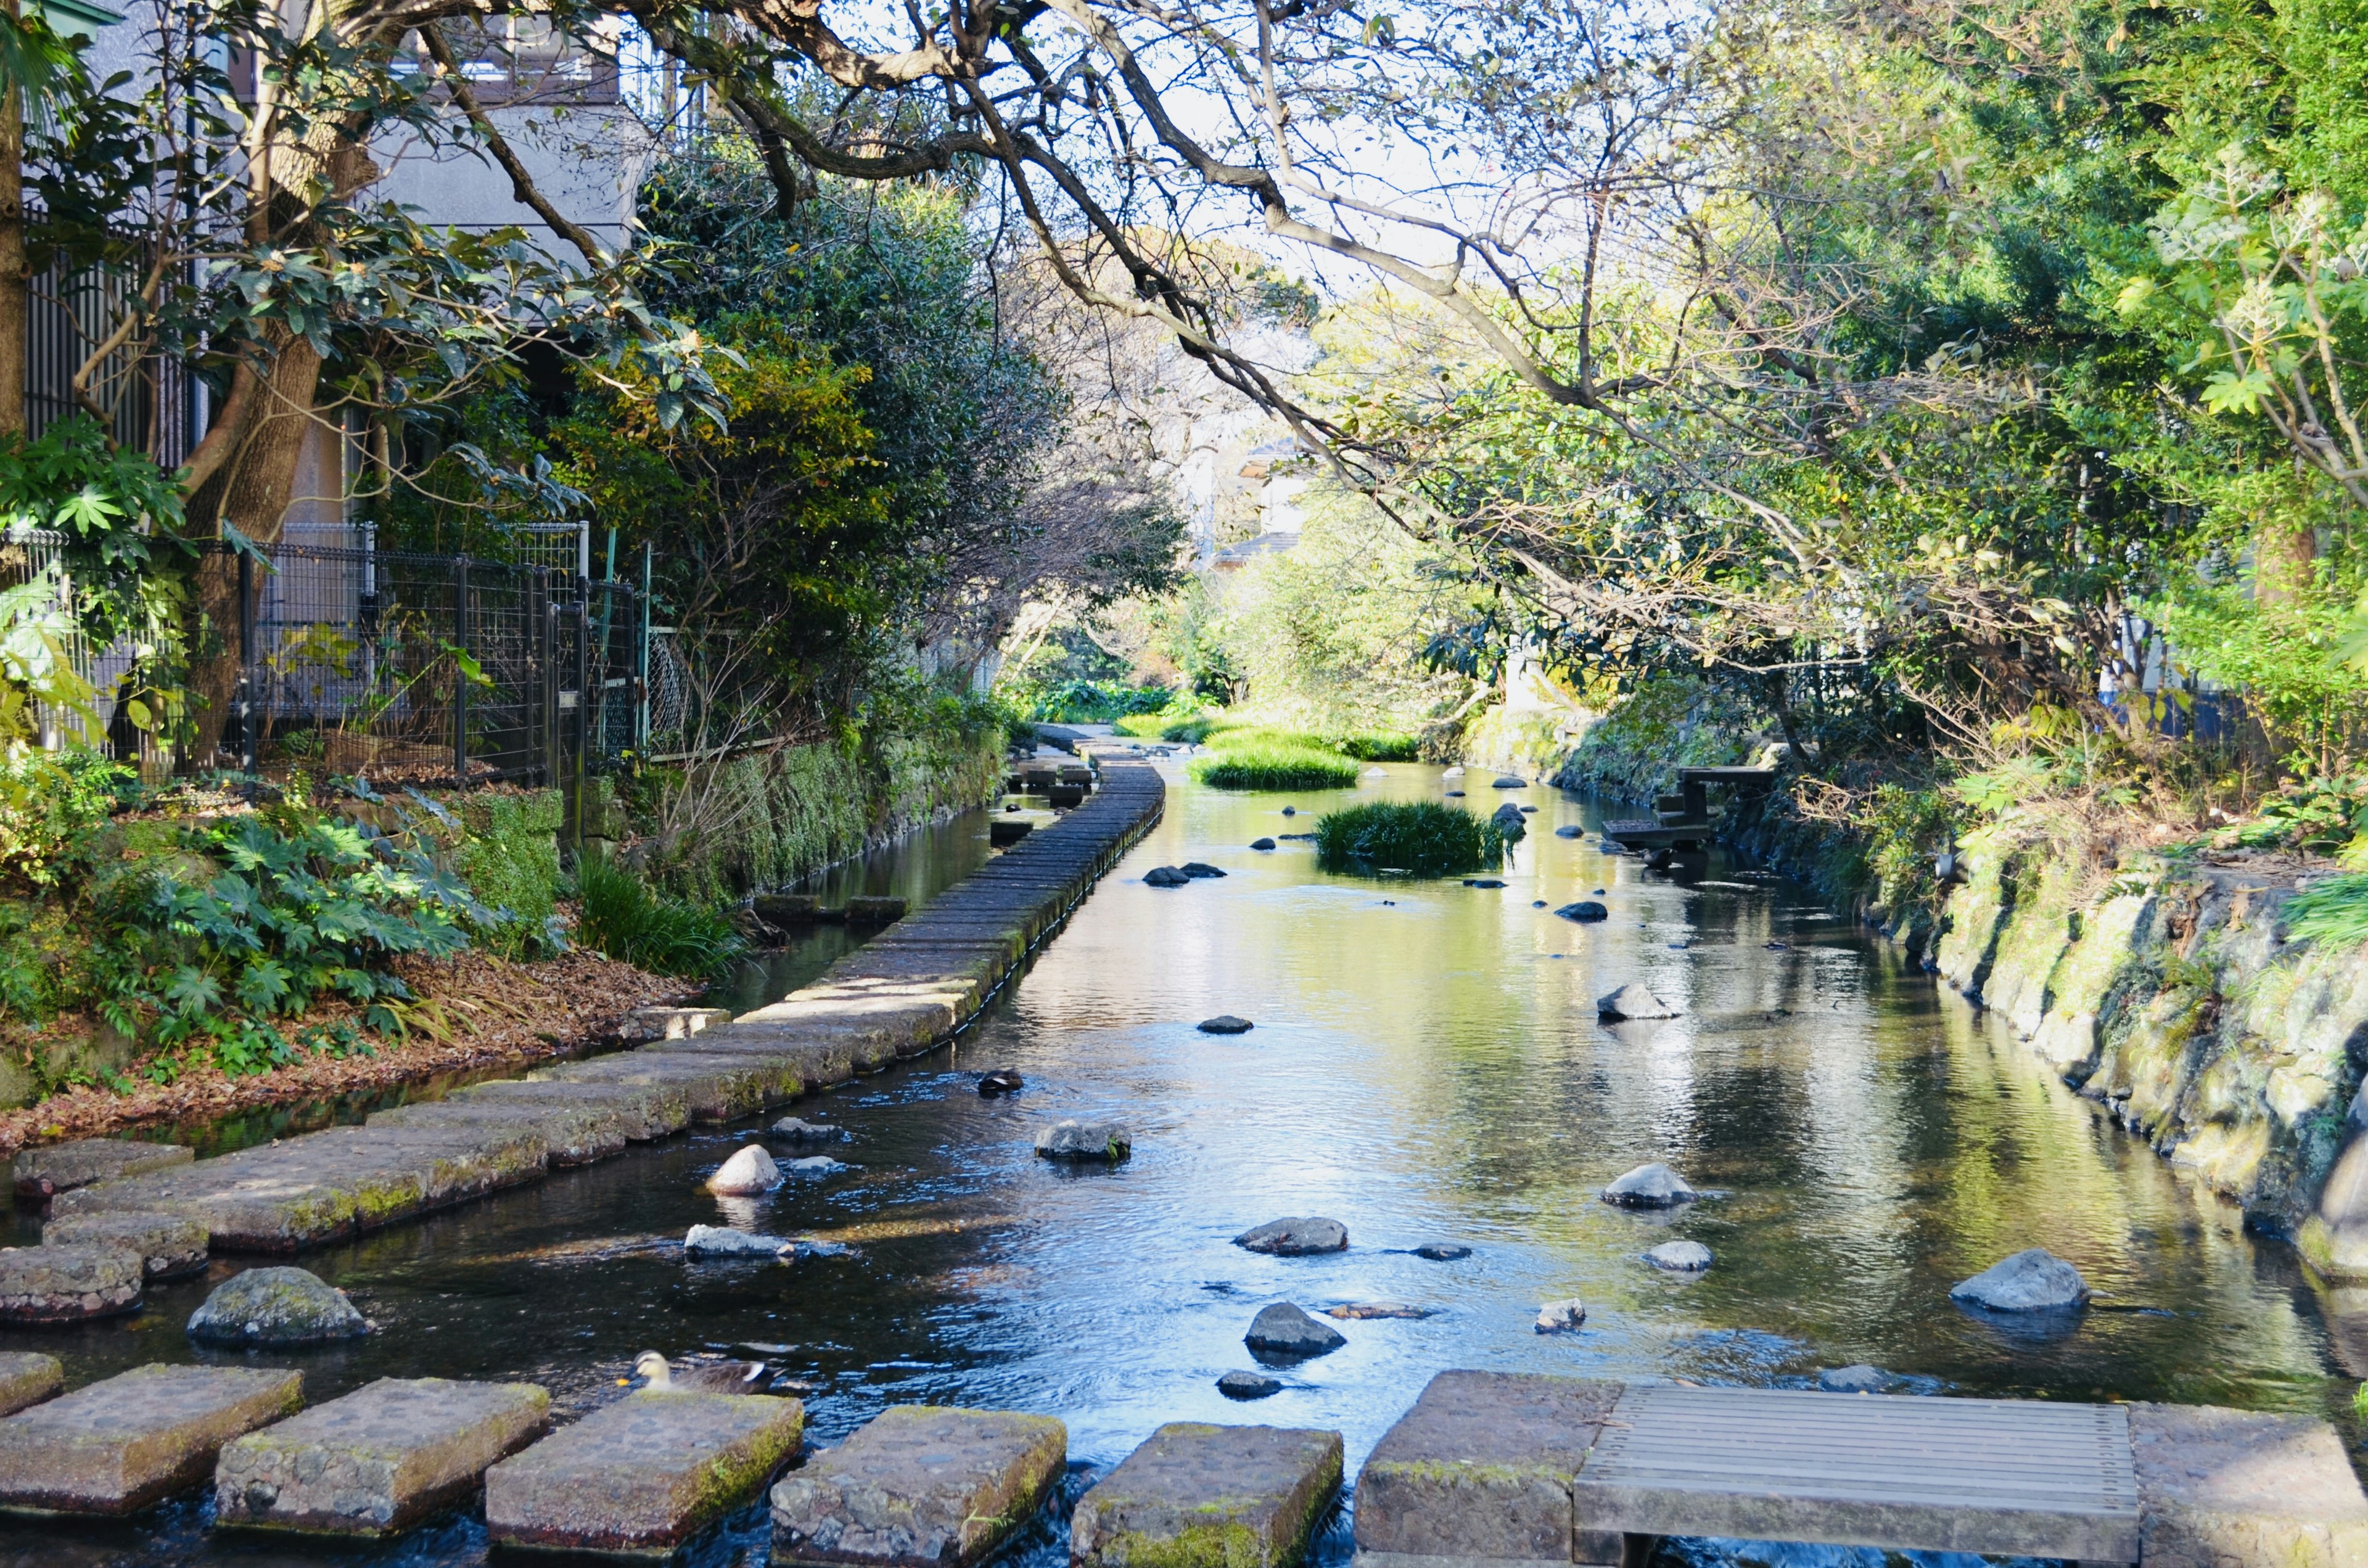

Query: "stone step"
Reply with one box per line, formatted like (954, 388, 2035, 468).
(12, 1138, 191, 1202)
(1074, 1422, 1344, 1568)
(485, 1389, 804, 1553)
(41, 1209, 210, 1280)
(0, 1363, 302, 1514)
(0, 1354, 60, 1418)
(771, 1405, 1067, 1566)
(0, 1243, 143, 1324)
(216, 1376, 549, 1537)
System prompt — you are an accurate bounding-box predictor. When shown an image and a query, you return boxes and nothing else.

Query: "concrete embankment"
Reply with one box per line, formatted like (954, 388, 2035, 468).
(10, 754, 1162, 1264)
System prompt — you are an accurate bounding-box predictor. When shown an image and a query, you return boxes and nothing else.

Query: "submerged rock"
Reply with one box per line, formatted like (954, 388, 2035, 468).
(1492, 802, 1527, 834)
(1325, 1301, 1434, 1320)
(977, 1069, 1024, 1096)
(1492, 775, 1527, 788)
(1244, 1302, 1346, 1358)
(1463, 878, 1506, 889)
(1411, 1241, 1472, 1261)
(1251, 838, 1277, 851)
(770, 1117, 845, 1144)
(786, 1155, 845, 1176)
(1234, 1217, 1348, 1255)
(1819, 1364, 1896, 1393)
(1555, 901, 1609, 922)
(708, 1145, 782, 1196)
(1602, 1162, 1697, 1208)
(684, 1225, 794, 1258)
(1145, 866, 1191, 887)
(1554, 825, 1584, 839)
(1535, 1297, 1587, 1334)
(187, 1267, 366, 1346)
(1645, 1240, 1713, 1272)
(1198, 1016, 1255, 1035)
(1950, 1249, 2090, 1312)
(1281, 807, 1297, 816)
(1181, 863, 1227, 878)
(1218, 1369, 1283, 1400)
(1035, 1120, 1133, 1162)
(1445, 790, 1466, 798)
(1598, 984, 1680, 1021)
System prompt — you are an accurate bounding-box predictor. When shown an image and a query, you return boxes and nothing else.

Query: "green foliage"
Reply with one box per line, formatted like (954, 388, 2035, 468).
(1188, 741, 1362, 790)
(1023, 679, 1172, 723)
(2284, 873, 2368, 951)
(1336, 730, 1420, 761)
(575, 859, 747, 979)
(0, 749, 142, 890)
(1315, 802, 1508, 877)
(456, 792, 567, 959)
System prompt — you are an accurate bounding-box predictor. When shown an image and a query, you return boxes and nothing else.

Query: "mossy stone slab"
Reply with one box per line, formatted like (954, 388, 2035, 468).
(0, 1363, 302, 1514)
(0, 1243, 143, 1324)
(2130, 1402, 2368, 1568)
(369, 1098, 628, 1167)
(462, 1077, 694, 1143)
(1072, 1422, 1343, 1568)
(484, 1389, 804, 1554)
(215, 1376, 549, 1536)
(1354, 1372, 1626, 1568)
(770, 1405, 1067, 1566)
(0, 1353, 61, 1417)
(12, 1139, 191, 1202)
(43, 1209, 210, 1279)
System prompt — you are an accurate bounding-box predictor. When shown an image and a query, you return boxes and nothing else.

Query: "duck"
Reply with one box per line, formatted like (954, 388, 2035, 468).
(632, 1350, 770, 1393)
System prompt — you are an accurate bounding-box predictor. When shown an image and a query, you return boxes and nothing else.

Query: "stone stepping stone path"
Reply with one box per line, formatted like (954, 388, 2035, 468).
(485, 1389, 804, 1553)
(41, 1210, 208, 1280)
(0, 1241, 143, 1324)
(215, 1376, 548, 1536)
(12, 1138, 191, 1201)
(0, 1353, 60, 1418)
(1072, 1421, 1343, 1568)
(1354, 1371, 1626, 1568)
(771, 1405, 1067, 1566)
(0, 1363, 302, 1514)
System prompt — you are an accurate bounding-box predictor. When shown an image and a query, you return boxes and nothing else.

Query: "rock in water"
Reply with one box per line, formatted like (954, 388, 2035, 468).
(1145, 866, 1191, 887)
(1554, 825, 1583, 839)
(684, 1225, 794, 1257)
(707, 1145, 782, 1195)
(1492, 775, 1527, 789)
(1198, 1016, 1254, 1035)
(1180, 862, 1227, 878)
(1949, 1249, 2090, 1312)
(1555, 901, 1609, 922)
(1535, 1298, 1587, 1334)
(1445, 790, 1466, 798)
(1251, 839, 1277, 851)
(1645, 1241, 1713, 1272)
(1463, 878, 1506, 889)
(1243, 1302, 1346, 1358)
(977, 1069, 1024, 1095)
(187, 1267, 367, 1346)
(1233, 1217, 1349, 1255)
(1326, 1302, 1434, 1320)
(770, 1117, 845, 1144)
(1411, 1241, 1471, 1261)
(786, 1156, 845, 1176)
(1218, 1369, 1282, 1400)
(1601, 1162, 1698, 1208)
(1598, 984, 1680, 1021)
(1281, 807, 1297, 816)
(1492, 802, 1526, 833)
(1819, 1365, 1895, 1394)
(1035, 1120, 1133, 1162)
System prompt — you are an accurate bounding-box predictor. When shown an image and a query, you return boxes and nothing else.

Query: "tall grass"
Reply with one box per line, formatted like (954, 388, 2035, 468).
(1314, 802, 1508, 876)
(2285, 872, 2368, 950)
(1189, 741, 1362, 790)
(577, 860, 749, 979)
(1338, 730, 1419, 761)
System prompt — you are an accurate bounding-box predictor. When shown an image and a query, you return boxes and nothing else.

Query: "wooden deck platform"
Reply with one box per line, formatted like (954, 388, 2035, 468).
(1601, 767, 1778, 852)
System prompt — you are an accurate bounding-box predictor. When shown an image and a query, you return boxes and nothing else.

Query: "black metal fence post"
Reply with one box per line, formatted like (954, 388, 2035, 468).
(451, 556, 472, 784)
(535, 568, 559, 789)
(235, 548, 258, 776)
(570, 589, 591, 861)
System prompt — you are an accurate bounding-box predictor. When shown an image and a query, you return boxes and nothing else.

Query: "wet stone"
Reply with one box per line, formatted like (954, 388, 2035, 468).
(1534, 1299, 1587, 1334)
(1326, 1302, 1433, 1320)
(42, 1209, 209, 1280)
(1072, 1421, 1344, 1568)
(1818, 1365, 1895, 1394)
(1235, 1217, 1349, 1255)
(1180, 863, 1227, 878)
(0, 1353, 62, 1417)
(684, 1225, 794, 1258)
(187, 1266, 366, 1346)
(1644, 1241, 1712, 1272)
(709, 1144, 783, 1195)
(485, 1389, 805, 1553)
(461, 1077, 694, 1143)
(1251, 838, 1277, 851)
(1597, 984, 1679, 1022)
(1411, 1242, 1471, 1261)
(1554, 825, 1583, 838)
(215, 1376, 549, 1537)
(1354, 1370, 1626, 1568)
(1145, 867, 1191, 887)
(1245, 1303, 1345, 1359)
(1555, 901, 1608, 922)
(1198, 1016, 1255, 1035)
(1601, 1162, 1696, 1209)
(12, 1138, 191, 1202)
(1951, 1248, 2090, 1312)
(0, 1363, 303, 1514)
(1220, 1371, 1283, 1401)
(771, 1117, 846, 1144)
(0, 1243, 142, 1324)
(770, 1404, 1066, 1567)
(978, 1070, 1024, 1096)
(2130, 1401, 2368, 1568)
(369, 1097, 628, 1168)
(1035, 1120, 1132, 1162)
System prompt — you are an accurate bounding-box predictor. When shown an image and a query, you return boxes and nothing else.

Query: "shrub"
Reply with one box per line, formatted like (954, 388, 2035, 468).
(1314, 802, 1508, 876)
(1336, 729, 1419, 761)
(1189, 741, 1361, 790)
(0, 750, 142, 891)
(2285, 872, 2368, 951)
(1026, 679, 1172, 723)
(577, 858, 748, 978)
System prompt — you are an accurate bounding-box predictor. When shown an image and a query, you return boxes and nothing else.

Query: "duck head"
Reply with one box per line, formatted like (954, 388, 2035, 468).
(632, 1350, 671, 1387)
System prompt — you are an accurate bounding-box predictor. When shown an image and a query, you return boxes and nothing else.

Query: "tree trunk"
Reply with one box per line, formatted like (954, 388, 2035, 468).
(2255, 519, 2318, 606)
(0, 0, 28, 440)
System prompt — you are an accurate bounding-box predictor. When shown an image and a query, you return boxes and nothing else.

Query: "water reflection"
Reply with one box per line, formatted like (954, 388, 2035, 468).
(1, 763, 2354, 1568)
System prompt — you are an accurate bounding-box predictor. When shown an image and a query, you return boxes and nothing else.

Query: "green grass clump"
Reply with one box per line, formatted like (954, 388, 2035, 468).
(1314, 801, 1507, 876)
(1113, 713, 1170, 737)
(1337, 730, 1419, 761)
(1189, 741, 1362, 790)
(577, 860, 749, 978)
(2285, 872, 2368, 950)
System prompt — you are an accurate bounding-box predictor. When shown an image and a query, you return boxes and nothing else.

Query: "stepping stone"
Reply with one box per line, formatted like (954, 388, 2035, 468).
(0, 1243, 142, 1324)
(1355, 1371, 1627, 1568)
(1645, 1240, 1712, 1272)
(2130, 1401, 2368, 1567)
(43, 1209, 209, 1279)
(1219, 1371, 1282, 1401)
(216, 1376, 548, 1536)
(1072, 1421, 1344, 1568)
(485, 1389, 804, 1553)
(1198, 1016, 1254, 1035)
(1244, 1303, 1344, 1359)
(1235, 1217, 1348, 1255)
(771, 1405, 1066, 1566)
(12, 1138, 191, 1201)
(1601, 1162, 1696, 1209)
(459, 1077, 694, 1143)
(0, 1363, 303, 1514)
(0, 1353, 61, 1417)
(370, 1097, 628, 1168)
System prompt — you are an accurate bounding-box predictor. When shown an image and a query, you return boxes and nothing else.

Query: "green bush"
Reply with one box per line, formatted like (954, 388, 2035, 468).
(1189, 741, 1362, 790)
(2285, 873, 2368, 951)
(0, 750, 144, 891)
(1026, 679, 1172, 723)
(1336, 729, 1419, 761)
(1315, 802, 1508, 876)
(577, 859, 748, 978)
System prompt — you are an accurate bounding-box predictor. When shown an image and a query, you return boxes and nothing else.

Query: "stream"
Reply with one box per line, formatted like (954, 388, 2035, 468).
(2, 761, 2358, 1568)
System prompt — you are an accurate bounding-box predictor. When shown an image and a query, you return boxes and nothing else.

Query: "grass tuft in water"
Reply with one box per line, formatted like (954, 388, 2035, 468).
(576, 860, 749, 978)
(1337, 729, 1419, 761)
(1314, 801, 1508, 876)
(1189, 741, 1362, 790)
(2285, 872, 2368, 950)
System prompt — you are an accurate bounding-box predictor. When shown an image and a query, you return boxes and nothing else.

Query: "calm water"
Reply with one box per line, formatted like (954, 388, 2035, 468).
(4, 763, 2359, 1567)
